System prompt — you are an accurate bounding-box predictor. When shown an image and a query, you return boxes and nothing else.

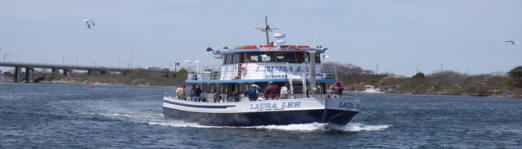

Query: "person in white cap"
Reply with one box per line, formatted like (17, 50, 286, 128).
(244, 84, 260, 101)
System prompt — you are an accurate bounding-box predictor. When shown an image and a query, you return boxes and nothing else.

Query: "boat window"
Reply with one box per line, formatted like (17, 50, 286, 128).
(238, 53, 244, 63)
(296, 52, 308, 63)
(225, 54, 233, 64)
(242, 53, 247, 63)
(275, 52, 296, 63)
(232, 54, 240, 64)
(260, 53, 271, 62)
(248, 53, 259, 62)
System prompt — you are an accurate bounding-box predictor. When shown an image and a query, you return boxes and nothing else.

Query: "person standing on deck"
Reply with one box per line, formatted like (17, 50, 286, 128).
(264, 82, 280, 100)
(245, 84, 260, 101)
(280, 83, 289, 99)
(330, 81, 344, 97)
(176, 85, 185, 100)
(191, 85, 202, 101)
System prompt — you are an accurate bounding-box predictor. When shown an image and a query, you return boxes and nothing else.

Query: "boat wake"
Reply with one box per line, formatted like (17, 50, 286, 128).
(76, 104, 389, 132)
(94, 109, 390, 132)
(245, 122, 390, 132)
(146, 119, 390, 132)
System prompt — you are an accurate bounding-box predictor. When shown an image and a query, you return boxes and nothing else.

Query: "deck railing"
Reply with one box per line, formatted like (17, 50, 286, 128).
(165, 91, 358, 103)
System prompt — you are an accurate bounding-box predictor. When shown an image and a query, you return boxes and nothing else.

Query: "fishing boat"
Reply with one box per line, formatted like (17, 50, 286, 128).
(163, 17, 359, 126)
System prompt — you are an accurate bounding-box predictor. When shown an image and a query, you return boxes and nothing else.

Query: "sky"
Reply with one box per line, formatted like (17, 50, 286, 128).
(0, 0, 521, 76)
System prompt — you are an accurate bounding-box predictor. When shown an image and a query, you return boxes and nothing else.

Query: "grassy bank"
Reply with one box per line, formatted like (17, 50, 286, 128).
(1, 70, 187, 86)
(328, 62, 522, 98)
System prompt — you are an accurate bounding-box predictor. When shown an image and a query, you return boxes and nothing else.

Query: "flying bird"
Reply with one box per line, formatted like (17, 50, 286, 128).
(505, 40, 518, 45)
(84, 18, 95, 29)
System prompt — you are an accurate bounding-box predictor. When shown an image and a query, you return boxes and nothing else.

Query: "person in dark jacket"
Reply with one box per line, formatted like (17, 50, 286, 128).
(244, 84, 259, 101)
(191, 85, 202, 101)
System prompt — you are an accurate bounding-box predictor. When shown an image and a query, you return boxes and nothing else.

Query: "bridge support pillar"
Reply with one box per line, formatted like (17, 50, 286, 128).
(52, 68, 58, 73)
(63, 69, 70, 76)
(88, 70, 93, 76)
(25, 68, 32, 83)
(100, 71, 109, 75)
(14, 67, 20, 82)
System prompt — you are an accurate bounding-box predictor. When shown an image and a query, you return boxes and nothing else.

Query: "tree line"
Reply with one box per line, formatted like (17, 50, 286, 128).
(325, 62, 521, 98)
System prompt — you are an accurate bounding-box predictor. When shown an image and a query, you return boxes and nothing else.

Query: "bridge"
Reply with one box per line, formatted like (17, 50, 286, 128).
(0, 62, 171, 83)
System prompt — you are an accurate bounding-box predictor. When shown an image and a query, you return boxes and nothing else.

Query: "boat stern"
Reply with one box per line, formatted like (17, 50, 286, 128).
(324, 95, 360, 125)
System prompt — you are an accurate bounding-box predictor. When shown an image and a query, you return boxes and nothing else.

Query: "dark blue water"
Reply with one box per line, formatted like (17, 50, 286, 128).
(1, 81, 521, 148)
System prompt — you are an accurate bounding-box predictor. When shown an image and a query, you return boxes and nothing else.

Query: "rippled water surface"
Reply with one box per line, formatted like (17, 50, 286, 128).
(1, 82, 521, 148)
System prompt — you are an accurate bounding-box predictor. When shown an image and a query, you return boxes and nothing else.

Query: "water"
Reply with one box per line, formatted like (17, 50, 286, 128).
(1, 82, 521, 148)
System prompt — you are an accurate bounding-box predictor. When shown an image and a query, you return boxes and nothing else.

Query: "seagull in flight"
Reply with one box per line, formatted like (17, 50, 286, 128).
(505, 40, 518, 45)
(84, 18, 95, 29)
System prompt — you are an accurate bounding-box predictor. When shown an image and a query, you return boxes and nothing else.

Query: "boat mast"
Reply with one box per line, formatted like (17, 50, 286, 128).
(257, 16, 277, 45)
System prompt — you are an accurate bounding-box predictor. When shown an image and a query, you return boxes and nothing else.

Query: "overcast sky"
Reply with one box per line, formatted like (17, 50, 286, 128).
(1, 0, 521, 76)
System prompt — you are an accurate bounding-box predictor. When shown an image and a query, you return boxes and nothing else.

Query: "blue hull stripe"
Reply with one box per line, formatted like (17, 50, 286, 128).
(163, 107, 358, 126)
(164, 100, 235, 109)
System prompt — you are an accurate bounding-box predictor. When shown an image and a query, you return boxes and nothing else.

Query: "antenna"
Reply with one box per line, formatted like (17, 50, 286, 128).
(257, 16, 278, 45)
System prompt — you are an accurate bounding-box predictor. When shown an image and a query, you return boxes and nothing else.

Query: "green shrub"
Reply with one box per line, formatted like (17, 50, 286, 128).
(506, 66, 522, 88)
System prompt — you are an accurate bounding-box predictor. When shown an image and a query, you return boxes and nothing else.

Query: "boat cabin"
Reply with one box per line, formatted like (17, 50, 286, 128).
(182, 45, 337, 102)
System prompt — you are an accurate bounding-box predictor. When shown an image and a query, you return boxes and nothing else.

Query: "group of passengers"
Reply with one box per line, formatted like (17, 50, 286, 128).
(245, 81, 344, 101)
(245, 82, 291, 101)
(175, 81, 344, 102)
(176, 84, 202, 101)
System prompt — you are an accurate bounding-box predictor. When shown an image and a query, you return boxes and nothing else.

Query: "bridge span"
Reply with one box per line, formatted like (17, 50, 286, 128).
(0, 62, 170, 83)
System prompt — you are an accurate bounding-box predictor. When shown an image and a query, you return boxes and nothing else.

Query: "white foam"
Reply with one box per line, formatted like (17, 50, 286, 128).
(330, 123, 391, 132)
(145, 120, 390, 133)
(147, 120, 218, 128)
(247, 122, 328, 132)
(248, 122, 390, 132)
